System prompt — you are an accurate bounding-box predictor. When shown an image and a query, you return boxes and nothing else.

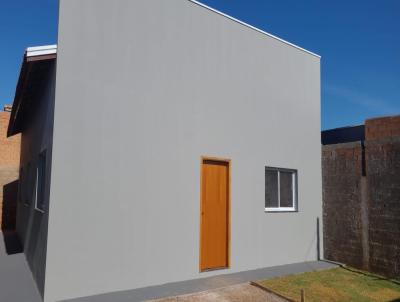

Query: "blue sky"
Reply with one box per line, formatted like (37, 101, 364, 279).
(1, 1, 399, 130)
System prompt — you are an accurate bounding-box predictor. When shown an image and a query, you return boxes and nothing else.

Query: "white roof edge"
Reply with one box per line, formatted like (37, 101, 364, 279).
(26, 44, 57, 57)
(24, 4, 321, 59)
(188, 0, 321, 59)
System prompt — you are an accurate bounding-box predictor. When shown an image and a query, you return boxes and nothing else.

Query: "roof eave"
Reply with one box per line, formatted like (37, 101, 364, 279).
(7, 45, 57, 137)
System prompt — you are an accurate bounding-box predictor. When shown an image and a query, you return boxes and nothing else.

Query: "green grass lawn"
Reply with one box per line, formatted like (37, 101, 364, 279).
(256, 267, 400, 302)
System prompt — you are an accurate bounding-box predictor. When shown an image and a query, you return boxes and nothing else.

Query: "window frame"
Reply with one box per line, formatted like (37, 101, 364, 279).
(34, 151, 47, 213)
(265, 166, 298, 212)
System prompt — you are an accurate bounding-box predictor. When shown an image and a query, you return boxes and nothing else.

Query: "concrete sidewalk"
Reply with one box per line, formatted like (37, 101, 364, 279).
(0, 231, 42, 302)
(64, 261, 336, 302)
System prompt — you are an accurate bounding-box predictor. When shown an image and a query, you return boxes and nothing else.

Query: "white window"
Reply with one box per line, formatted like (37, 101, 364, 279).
(265, 167, 297, 212)
(35, 151, 46, 213)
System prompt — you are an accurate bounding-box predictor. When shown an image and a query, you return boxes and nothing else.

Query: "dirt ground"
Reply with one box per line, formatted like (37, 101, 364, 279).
(149, 283, 288, 302)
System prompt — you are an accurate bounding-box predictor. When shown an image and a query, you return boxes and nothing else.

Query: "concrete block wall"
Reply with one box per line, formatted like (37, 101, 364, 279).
(0, 111, 21, 230)
(323, 115, 400, 279)
(322, 142, 364, 269)
(366, 139, 400, 278)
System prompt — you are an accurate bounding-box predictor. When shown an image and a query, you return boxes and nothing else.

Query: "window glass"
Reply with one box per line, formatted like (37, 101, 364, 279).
(265, 169, 278, 208)
(19, 167, 24, 203)
(25, 162, 31, 204)
(280, 171, 293, 207)
(35, 152, 46, 212)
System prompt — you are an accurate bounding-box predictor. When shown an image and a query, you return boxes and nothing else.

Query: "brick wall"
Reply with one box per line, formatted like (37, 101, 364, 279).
(0, 111, 21, 166)
(0, 110, 21, 230)
(365, 115, 400, 140)
(323, 115, 400, 279)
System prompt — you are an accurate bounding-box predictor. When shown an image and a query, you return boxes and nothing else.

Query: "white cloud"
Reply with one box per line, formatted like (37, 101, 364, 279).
(325, 84, 399, 115)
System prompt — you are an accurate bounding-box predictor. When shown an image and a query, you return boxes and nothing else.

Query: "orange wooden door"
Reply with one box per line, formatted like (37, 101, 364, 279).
(200, 159, 230, 271)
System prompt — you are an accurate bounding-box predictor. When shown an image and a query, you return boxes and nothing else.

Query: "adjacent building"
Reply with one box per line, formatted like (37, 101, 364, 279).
(8, 1, 322, 301)
(0, 105, 20, 230)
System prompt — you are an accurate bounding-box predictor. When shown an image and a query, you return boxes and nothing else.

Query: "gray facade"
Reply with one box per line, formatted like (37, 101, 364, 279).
(15, 62, 56, 297)
(11, 1, 321, 301)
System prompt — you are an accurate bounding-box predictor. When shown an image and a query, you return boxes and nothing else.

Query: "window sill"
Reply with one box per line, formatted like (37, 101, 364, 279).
(34, 207, 46, 214)
(265, 207, 297, 213)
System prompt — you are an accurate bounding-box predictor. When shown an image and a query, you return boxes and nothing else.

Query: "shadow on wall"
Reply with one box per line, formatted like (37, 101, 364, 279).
(2, 179, 18, 230)
(1, 231, 22, 255)
(2, 179, 22, 254)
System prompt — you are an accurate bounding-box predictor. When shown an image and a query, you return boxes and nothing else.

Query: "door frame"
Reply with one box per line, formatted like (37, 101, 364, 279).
(199, 156, 231, 272)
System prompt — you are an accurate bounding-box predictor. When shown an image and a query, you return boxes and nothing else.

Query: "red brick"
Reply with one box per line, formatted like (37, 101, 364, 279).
(365, 115, 400, 140)
(0, 110, 20, 229)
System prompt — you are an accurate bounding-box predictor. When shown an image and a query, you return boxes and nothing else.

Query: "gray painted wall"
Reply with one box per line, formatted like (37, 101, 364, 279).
(16, 62, 56, 297)
(46, 1, 321, 301)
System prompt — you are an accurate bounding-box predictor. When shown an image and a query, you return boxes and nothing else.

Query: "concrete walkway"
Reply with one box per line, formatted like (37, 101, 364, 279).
(64, 261, 336, 302)
(0, 231, 42, 302)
